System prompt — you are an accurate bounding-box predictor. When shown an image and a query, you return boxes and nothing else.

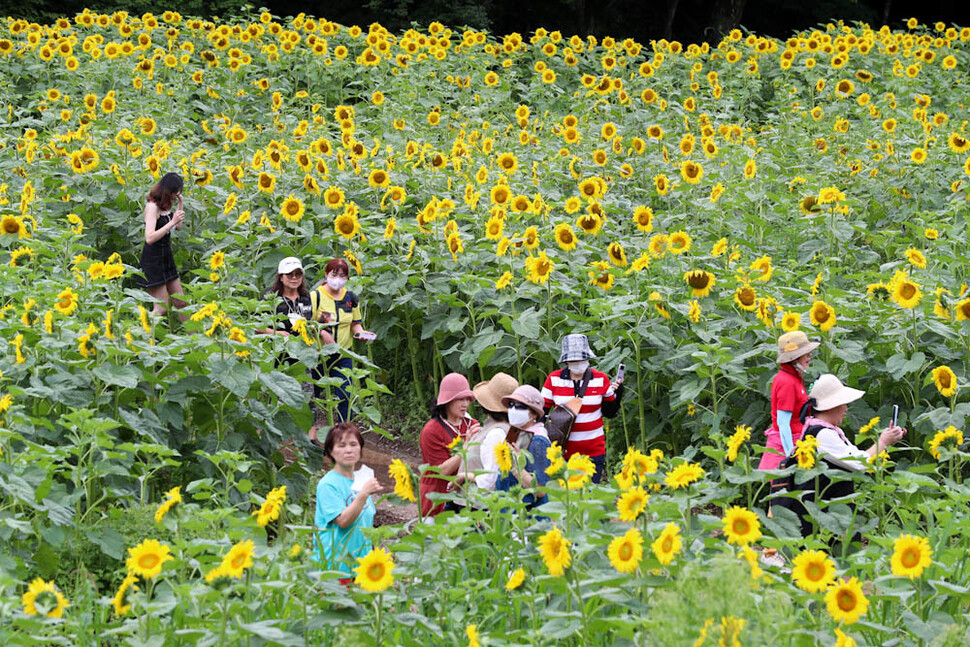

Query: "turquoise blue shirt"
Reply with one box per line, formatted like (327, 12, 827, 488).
(314, 470, 376, 574)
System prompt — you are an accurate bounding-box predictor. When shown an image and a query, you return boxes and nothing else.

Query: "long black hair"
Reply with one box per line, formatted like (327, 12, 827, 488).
(148, 172, 183, 211)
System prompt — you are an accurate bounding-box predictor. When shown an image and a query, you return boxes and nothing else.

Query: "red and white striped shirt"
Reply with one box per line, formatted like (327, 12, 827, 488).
(541, 368, 615, 459)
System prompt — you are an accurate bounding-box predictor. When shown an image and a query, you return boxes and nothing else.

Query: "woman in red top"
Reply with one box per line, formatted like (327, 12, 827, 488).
(757, 331, 819, 470)
(419, 373, 481, 517)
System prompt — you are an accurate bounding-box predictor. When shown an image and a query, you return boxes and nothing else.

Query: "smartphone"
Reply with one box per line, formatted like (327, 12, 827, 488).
(354, 331, 377, 341)
(892, 404, 899, 427)
(616, 363, 625, 382)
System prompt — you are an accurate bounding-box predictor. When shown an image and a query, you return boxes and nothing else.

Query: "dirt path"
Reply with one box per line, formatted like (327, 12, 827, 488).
(309, 424, 421, 527)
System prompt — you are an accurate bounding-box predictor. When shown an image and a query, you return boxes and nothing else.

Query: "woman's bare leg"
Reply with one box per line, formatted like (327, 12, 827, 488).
(166, 278, 188, 321)
(147, 284, 171, 316)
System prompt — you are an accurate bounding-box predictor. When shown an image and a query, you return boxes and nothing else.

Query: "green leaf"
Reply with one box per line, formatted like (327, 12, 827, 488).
(85, 527, 126, 560)
(511, 307, 542, 339)
(258, 371, 307, 408)
(92, 363, 142, 389)
(209, 357, 256, 398)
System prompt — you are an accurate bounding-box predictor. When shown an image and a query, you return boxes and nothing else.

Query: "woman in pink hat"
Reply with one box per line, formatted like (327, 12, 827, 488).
(419, 373, 481, 517)
(758, 331, 819, 471)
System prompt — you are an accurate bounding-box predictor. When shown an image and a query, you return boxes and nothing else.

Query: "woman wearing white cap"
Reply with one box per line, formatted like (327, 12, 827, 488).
(541, 333, 623, 483)
(803, 374, 907, 469)
(758, 331, 819, 471)
(258, 257, 334, 345)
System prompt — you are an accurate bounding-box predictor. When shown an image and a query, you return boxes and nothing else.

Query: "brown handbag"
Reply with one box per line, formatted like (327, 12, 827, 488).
(545, 369, 591, 446)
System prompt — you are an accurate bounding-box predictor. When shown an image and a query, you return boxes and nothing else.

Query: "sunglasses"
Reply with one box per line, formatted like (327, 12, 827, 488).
(508, 402, 530, 410)
(283, 270, 304, 278)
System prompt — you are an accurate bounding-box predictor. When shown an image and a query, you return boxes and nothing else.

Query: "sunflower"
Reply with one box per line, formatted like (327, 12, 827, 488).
(22, 578, 69, 618)
(928, 365, 957, 397)
(545, 442, 565, 477)
(323, 186, 345, 209)
(778, 311, 800, 332)
(809, 300, 836, 332)
(490, 184, 511, 205)
(220, 539, 255, 578)
(794, 435, 818, 469)
(560, 452, 595, 489)
(608, 527, 644, 574)
(654, 174, 671, 195)
(254, 485, 287, 527)
(648, 234, 668, 258)
(388, 459, 415, 502)
(722, 506, 761, 545)
(607, 242, 627, 267)
(505, 568, 526, 591)
(834, 629, 857, 647)
(538, 526, 572, 576)
(891, 534, 933, 579)
(494, 441, 512, 475)
(791, 549, 837, 592)
(354, 546, 395, 592)
(279, 195, 304, 223)
(588, 261, 615, 291)
(111, 572, 139, 616)
(256, 172, 276, 193)
(335, 212, 361, 239)
(521, 226, 540, 250)
(627, 253, 651, 274)
(928, 425, 963, 459)
(554, 223, 577, 251)
(948, 133, 970, 153)
(743, 159, 757, 178)
(800, 195, 821, 214)
(576, 212, 603, 235)
(668, 231, 692, 254)
(525, 251, 553, 285)
(651, 522, 682, 565)
(1, 215, 26, 237)
(825, 577, 869, 625)
(680, 160, 704, 184)
(617, 486, 649, 521)
(125, 539, 174, 579)
(888, 270, 922, 309)
(632, 206, 654, 232)
(495, 152, 518, 174)
(495, 272, 513, 290)
(54, 287, 79, 315)
(749, 255, 773, 281)
(485, 215, 504, 241)
(684, 270, 715, 298)
(904, 248, 927, 269)
(664, 462, 704, 489)
(687, 300, 702, 323)
(154, 486, 182, 523)
(734, 284, 757, 311)
(726, 425, 751, 462)
(957, 298, 970, 322)
(367, 169, 390, 188)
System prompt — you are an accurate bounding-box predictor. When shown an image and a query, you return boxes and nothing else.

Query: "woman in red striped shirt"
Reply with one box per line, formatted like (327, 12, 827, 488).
(541, 334, 624, 483)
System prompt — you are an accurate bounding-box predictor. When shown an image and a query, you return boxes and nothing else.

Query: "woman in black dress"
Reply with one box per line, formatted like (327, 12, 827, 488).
(140, 173, 186, 315)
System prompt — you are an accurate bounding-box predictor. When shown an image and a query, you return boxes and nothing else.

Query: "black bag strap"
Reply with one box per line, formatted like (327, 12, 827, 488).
(559, 367, 593, 398)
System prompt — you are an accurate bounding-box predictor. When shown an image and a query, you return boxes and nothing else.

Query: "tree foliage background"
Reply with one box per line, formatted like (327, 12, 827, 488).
(9, 0, 970, 41)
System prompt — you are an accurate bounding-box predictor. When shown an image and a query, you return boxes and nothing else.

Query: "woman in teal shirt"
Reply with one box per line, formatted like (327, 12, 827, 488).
(314, 422, 382, 574)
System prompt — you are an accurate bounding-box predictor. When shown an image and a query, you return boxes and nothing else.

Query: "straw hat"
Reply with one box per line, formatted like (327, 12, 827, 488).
(776, 331, 820, 364)
(809, 374, 865, 411)
(501, 385, 545, 419)
(473, 372, 519, 413)
(436, 373, 475, 406)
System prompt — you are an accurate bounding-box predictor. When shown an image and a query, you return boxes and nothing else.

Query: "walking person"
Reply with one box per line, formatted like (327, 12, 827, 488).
(139, 172, 186, 316)
(758, 331, 819, 470)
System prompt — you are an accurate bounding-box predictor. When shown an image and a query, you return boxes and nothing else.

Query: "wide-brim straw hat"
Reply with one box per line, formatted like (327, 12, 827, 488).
(473, 372, 519, 412)
(810, 374, 865, 411)
(436, 373, 475, 406)
(776, 331, 820, 364)
(501, 385, 545, 419)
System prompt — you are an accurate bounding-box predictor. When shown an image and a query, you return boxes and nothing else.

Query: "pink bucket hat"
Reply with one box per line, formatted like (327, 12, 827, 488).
(436, 373, 475, 406)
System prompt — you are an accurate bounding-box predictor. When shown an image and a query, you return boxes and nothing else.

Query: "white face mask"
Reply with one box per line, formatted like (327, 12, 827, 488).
(327, 276, 347, 290)
(508, 407, 533, 429)
(567, 360, 590, 375)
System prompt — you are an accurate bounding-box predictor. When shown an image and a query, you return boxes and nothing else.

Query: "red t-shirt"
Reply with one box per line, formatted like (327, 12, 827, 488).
(541, 368, 615, 459)
(770, 364, 808, 441)
(419, 416, 477, 517)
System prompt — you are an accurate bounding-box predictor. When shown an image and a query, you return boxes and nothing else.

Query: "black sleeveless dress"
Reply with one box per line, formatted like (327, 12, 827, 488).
(139, 212, 179, 288)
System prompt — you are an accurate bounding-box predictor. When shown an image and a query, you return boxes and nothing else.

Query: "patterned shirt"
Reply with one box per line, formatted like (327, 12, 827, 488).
(541, 368, 615, 458)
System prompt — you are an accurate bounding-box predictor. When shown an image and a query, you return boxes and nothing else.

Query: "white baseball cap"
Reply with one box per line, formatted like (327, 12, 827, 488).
(277, 257, 303, 274)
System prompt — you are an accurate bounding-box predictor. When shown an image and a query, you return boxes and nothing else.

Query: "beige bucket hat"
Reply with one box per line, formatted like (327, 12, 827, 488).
(472, 372, 519, 412)
(776, 331, 820, 364)
(809, 374, 865, 411)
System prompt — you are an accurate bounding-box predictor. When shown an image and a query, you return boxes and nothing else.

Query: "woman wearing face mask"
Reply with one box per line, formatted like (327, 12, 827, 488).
(541, 333, 624, 483)
(496, 385, 551, 509)
(757, 331, 819, 471)
(419, 373, 481, 517)
(310, 258, 375, 422)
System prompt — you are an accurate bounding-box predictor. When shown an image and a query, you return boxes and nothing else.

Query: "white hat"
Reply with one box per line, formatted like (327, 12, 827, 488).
(809, 374, 865, 411)
(277, 257, 303, 274)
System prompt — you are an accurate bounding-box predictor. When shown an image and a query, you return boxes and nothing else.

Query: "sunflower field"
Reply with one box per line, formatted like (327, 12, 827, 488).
(2, 8, 970, 645)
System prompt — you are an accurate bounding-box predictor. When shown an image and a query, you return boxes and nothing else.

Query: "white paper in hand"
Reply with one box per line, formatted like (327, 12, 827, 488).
(352, 464, 375, 492)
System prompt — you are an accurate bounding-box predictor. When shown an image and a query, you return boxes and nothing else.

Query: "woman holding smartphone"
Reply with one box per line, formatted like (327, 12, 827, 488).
(310, 258, 376, 422)
(496, 385, 551, 509)
(140, 172, 186, 316)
